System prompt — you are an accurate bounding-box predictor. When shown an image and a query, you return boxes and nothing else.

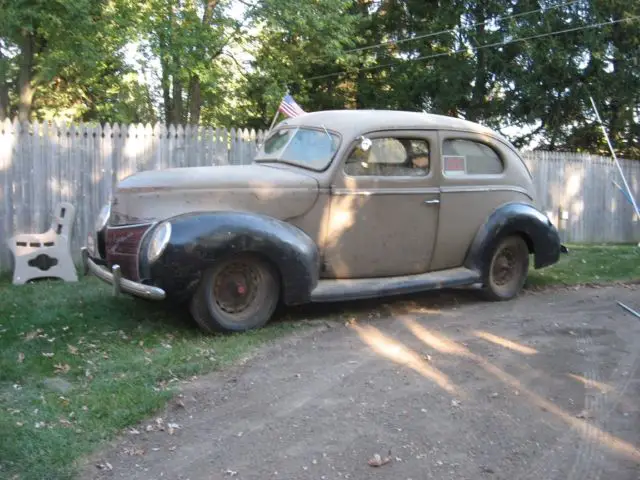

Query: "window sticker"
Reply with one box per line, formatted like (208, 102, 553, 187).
(443, 155, 466, 176)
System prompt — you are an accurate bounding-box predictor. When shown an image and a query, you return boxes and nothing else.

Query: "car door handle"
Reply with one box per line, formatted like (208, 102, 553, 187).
(424, 199, 440, 205)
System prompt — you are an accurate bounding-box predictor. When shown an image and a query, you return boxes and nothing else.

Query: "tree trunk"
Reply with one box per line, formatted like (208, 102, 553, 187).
(161, 56, 172, 124)
(18, 31, 36, 122)
(170, 64, 183, 125)
(469, 2, 487, 122)
(187, 76, 201, 125)
(0, 51, 9, 120)
(185, 0, 218, 125)
(203, 0, 218, 24)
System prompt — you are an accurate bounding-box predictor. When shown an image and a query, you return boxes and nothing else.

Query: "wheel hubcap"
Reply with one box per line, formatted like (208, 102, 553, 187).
(492, 247, 517, 286)
(213, 262, 261, 314)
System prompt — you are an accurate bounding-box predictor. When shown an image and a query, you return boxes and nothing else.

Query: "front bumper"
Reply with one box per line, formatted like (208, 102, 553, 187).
(81, 247, 166, 301)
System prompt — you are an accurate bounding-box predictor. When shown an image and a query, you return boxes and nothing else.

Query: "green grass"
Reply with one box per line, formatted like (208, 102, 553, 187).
(0, 244, 637, 479)
(527, 243, 640, 287)
(0, 278, 303, 480)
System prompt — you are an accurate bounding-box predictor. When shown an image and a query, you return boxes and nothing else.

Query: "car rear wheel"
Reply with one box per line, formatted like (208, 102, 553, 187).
(481, 235, 529, 301)
(189, 253, 280, 333)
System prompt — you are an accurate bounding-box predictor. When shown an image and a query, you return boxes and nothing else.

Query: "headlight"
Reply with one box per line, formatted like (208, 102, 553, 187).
(95, 203, 111, 231)
(147, 222, 172, 263)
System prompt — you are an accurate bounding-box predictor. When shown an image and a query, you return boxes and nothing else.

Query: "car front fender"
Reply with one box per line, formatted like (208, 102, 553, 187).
(139, 211, 320, 305)
(464, 202, 563, 273)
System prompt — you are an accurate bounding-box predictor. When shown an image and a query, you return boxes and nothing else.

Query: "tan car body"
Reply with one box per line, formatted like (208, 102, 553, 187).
(84, 110, 564, 332)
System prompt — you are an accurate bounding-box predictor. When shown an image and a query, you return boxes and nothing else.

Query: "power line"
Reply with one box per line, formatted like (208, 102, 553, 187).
(305, 15, 640, 82)
(343, 0, 584, 55)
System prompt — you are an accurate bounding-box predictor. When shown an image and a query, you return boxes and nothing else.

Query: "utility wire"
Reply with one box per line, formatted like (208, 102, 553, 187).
(343, 0, 584, 54)
(306, 15, 640, 82)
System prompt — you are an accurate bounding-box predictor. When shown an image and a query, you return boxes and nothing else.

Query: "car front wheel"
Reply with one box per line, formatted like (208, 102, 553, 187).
(481, 235, 530, 301)
(189, 253, 280, 333)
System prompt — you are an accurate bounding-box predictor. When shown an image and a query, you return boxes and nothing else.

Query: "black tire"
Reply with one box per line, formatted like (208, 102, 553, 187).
(481, 235, 530, 301)
(189, 253, 280, 333)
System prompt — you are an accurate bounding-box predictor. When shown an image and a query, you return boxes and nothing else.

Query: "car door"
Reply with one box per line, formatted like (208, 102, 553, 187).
(321, 130, 441, 279)
(429, 130, 534, 271)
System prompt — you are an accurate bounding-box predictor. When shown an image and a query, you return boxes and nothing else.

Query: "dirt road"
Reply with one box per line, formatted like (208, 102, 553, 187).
(81, 285, 640, 480)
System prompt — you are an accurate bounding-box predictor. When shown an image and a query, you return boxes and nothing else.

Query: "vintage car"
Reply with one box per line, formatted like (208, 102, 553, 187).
(82, 110, 566, 333)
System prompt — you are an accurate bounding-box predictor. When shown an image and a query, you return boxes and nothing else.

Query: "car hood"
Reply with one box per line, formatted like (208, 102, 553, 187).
(110, 164, 320, 226)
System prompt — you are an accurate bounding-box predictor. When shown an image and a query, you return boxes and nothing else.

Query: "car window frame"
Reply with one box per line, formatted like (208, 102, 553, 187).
(341, 131, 437, 181)
(438, 130, 509, 183)
(254, 125, 343, 173)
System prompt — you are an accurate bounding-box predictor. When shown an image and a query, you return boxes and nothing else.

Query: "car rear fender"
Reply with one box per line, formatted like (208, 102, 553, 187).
(140, 211, 320, 304)
(463, 202, 562, 273)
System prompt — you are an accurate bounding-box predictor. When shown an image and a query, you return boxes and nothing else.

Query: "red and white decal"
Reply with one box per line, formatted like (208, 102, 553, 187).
(443, 155, 466, 176)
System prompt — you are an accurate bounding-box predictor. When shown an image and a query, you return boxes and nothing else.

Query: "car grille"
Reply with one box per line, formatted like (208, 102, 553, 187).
(105, 224, 152, 281)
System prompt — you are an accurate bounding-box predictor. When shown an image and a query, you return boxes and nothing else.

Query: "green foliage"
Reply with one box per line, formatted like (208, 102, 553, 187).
(1, 0, 639, 155)
(527, 243, 640, 286)
(0, 0, 151, 122)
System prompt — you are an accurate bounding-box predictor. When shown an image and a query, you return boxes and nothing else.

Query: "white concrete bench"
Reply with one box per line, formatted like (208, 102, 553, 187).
(7, 202, 78, 285)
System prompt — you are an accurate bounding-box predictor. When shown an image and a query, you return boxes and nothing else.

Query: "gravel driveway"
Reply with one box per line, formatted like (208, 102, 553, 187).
(81, 285, 640, 480)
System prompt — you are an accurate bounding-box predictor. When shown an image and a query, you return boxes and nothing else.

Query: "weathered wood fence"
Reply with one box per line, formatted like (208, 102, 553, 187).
(0, 119, 638, 272)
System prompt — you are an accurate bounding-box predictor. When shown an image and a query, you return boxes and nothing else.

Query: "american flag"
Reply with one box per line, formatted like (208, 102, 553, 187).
(278, 94, 306, 118)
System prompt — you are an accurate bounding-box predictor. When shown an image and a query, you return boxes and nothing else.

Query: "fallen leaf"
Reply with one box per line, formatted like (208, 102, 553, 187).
(24, 330, 42, 341)
(17, 352, 24, 363)
(54, 363, 70, 374)
(67, 344, 79, 355)
(167, 422, 180, 435)
(59, 418, 73, 427)
(368, 450, 392, 467)
(576, 409, 593, 419)
(123, 446, 145, 456)
(42, 352, 54, 358)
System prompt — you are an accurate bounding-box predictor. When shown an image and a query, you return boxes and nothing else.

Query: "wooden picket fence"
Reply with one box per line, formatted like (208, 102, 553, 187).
(0, 118, 638, 272)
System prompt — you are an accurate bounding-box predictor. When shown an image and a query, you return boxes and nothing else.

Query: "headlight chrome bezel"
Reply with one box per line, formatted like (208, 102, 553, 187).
(147, 222, 172, 263)
(95, 203, 111, 231)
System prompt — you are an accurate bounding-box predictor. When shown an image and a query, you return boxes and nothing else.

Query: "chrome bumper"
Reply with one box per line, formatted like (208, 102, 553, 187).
(81, 247, 166, 301)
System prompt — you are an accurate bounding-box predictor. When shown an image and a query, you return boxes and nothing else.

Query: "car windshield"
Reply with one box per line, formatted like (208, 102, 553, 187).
(254, 127, 341, 170)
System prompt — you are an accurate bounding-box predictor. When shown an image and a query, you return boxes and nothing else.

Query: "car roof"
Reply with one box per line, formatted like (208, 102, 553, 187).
(277, 109, 511, 145)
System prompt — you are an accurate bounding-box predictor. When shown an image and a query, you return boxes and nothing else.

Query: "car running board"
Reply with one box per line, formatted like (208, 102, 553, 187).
(310, 267, 481, 303)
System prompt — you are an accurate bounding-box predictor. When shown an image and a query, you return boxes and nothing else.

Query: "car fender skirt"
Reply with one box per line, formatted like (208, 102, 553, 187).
(464, 202, 562, 272)
(144, 211, 320, 304)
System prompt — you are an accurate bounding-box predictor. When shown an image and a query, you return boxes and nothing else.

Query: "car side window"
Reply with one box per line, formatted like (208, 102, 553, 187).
(344, 137, 430, 177)
(442, 139, 503, 176)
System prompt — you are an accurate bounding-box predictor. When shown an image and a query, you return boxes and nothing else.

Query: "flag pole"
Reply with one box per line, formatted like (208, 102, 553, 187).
(589, 96, 639, 221)
(267, 109, 280, 134)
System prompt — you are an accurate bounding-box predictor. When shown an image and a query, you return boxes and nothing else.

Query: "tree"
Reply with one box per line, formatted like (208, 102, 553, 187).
(0, 0, 148, 122)
(239, 0, 360, 128)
